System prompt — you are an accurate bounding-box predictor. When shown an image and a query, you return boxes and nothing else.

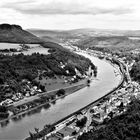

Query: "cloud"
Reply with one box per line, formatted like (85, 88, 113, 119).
(2, 0, 133, 16)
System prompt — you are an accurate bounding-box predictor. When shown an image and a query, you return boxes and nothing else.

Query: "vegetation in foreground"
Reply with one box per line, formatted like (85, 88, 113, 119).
(78, 98, 140, 140)
(130, 55, 140, 83)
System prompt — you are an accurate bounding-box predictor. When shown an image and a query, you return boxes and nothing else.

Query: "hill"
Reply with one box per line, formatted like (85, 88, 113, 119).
(28, 28, 140, 53)
(73, 36, 140, 51)
(28, 29, 76, 43)
(0, 24, 97, 104)
(0, 24, 42, 44)
(30, 28, 140, 52)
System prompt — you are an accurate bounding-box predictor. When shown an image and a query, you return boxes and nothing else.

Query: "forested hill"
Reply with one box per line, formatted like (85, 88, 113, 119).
(0, 24, 97, 103)
(130, 55, 140, 83)
(0, 24, 42, 43)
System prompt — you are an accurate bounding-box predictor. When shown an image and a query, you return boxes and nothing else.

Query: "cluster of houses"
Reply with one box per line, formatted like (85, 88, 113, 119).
(64, 68, 93, 85)
(45, 80, 140, 140)
(0, 79, 42, 107)
(60, 61, 93, 84)
(130, 48, 140, 55)
(85, 49, 140, 127)
(90, 84, 132, 124)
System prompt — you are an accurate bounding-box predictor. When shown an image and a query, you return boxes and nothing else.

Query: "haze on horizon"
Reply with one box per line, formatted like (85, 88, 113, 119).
(0, 0, 140, 30)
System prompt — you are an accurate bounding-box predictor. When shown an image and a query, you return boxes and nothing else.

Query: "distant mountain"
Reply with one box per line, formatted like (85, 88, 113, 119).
(29, 28, 140, 52)
(29, 28, 140, 40)
(0, 24, 43, 43)
(28, 29, 76, 43)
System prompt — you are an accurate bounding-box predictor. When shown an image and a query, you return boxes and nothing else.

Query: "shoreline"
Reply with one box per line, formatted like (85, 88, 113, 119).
(0, 79, 88, 123)
(25, 52, 125, 140)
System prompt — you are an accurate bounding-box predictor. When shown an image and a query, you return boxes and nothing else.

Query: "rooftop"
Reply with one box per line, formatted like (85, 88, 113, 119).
(58, 126, 75, 137)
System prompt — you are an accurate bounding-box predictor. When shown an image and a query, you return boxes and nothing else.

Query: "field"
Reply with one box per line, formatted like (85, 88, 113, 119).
(0, 43, 50, 55)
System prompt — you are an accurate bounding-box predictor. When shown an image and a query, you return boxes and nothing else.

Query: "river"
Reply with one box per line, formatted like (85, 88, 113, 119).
(0, 52, 122, 140)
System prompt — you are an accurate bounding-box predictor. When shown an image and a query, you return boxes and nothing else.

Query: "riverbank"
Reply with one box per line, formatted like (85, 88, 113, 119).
(25, 52, 125, 140)
(0, 79, 87, 123)
(0, 52, 94, 122)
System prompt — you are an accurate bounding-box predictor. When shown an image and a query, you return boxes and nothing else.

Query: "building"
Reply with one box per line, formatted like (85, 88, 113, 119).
(57, 126, 75, 139)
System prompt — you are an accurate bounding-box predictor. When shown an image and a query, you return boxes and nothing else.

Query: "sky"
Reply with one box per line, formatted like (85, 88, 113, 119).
(0, 0, 140, 30)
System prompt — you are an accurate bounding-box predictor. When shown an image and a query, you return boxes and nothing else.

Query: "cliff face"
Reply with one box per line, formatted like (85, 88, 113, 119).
(0, 24, 42, 44)
(0, 24, 22, 30)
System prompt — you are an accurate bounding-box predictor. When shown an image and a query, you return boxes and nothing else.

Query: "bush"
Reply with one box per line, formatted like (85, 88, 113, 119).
(39, 85, 46, 92)
(56, 89, 65, 96)
(76, 116, 87, 128)
(0, 105, 7, 113)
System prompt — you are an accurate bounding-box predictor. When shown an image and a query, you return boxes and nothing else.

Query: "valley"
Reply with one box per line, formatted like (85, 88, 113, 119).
(0, 24, 140, 140)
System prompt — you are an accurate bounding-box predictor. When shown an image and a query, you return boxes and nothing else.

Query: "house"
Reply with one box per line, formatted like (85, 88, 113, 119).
(1, 98, 13, 106)
(91, 106, 99, 114)
(25, 92, 30, 97)
(91, 106, 108, 124)
(12, 95, 17, 101)
(57, 126, 75, 139)
(16, 93, 23, 99)
(92, 113, 104, 123)
(33, 86, 38, 90)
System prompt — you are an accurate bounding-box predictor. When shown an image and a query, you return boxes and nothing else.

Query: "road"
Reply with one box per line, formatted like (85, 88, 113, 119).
(12, 81, 87, 107)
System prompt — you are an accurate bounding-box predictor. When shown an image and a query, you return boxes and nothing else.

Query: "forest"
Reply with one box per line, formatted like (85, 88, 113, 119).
(130, 54, 140, 83)
(0, 49, 95, 83)
(0, 48, 95, 102)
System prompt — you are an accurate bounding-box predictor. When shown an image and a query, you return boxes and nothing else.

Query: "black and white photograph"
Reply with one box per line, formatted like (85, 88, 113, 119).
(0, 0, 140, 140)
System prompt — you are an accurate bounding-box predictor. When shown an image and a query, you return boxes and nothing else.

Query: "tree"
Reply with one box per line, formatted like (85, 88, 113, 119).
(87, 79, 91, 84)
(34, 127, 39, 133)
(76, 117, 87, 128)
(56, 89, 65, 96)
(29, 131, 34, 139)
(0, 105, 7, 113)
(39, 85, 46, 92)
(72, 131, 77, 136)
(108, 111, 114, 119)
(0, 77, 4, 84)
